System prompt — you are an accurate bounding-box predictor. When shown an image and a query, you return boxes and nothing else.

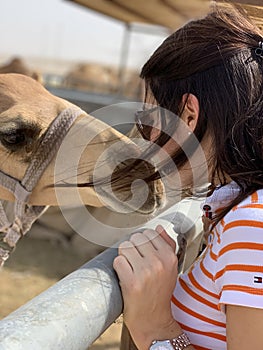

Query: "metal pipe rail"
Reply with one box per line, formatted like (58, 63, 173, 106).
(0, 197, 204, 350)
(0, 247, 122, 350)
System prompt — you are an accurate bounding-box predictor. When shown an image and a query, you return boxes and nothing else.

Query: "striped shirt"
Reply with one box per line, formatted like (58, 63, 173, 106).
(171, 184, 263, 350)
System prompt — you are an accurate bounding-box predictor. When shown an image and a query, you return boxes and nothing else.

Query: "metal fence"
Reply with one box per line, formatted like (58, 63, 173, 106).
(0, 247, 122, 350)
(0, 197, 204, 350)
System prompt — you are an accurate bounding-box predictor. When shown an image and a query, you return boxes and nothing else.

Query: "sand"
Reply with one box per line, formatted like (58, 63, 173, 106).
(0, 236, 122, 349)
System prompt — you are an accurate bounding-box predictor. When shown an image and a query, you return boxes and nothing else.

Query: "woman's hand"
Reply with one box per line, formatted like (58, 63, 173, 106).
(113, 225, 180, 349)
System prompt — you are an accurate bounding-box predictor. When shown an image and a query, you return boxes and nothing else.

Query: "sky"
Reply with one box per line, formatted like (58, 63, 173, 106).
(0, 0, 168, 71)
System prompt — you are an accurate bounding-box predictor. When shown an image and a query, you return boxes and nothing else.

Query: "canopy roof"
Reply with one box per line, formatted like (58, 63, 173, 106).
(66, 0, 263, 29)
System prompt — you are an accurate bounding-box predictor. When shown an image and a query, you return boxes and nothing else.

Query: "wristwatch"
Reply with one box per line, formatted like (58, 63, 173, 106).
(150, 333, 191, 350)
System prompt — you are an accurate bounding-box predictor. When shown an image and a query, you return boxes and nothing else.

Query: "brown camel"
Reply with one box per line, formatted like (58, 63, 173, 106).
(64, 63, 118, 94)
(0, 73, 165, 264)
(0, 57, 42, 83)
(64, 62, 143, 98)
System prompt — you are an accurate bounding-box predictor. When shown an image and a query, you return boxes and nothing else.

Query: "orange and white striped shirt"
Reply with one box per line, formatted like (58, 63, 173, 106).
(171, 184, 263, 350)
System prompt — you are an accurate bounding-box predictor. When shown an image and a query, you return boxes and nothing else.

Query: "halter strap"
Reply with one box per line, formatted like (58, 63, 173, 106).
(0, 107, 84, 266)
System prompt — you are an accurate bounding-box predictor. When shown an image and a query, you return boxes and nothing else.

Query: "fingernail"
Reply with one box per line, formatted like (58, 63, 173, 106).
(156, 225, 163, 234)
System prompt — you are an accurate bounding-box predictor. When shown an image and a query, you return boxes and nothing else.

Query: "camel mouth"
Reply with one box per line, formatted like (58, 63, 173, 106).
(50, 116, 167, 213)
(50, 178, 166, 215)
(89, 158, 166, 215)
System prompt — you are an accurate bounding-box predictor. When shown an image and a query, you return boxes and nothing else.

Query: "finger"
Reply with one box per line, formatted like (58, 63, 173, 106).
(113, 255, 134, 290)
(142, 227, 176, 252)
(118, 240, 142, 270)
(142, 228, 166, 250)
(156, 225, 176, 252)
(129, 232, 156, 256)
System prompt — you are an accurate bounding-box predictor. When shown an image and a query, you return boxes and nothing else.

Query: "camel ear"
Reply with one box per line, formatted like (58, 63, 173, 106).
(180, 93, 199, 132)
(31, 71, 43, 84)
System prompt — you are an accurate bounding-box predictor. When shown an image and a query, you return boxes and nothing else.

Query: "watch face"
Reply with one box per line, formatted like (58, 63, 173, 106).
(150, 340, 174, 350)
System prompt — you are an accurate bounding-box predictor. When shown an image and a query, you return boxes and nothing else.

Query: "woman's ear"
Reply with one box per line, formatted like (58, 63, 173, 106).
(180, 93, 200, 132)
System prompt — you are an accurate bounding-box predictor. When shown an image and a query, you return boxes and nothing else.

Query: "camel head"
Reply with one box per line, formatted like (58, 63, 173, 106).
(0, 73, 165, 214)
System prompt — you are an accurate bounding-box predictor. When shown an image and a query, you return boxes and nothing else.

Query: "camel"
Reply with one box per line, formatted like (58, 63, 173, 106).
(63, 63, 118, 94)
(0, 73, 165, 265)
(64, 62, 143, 99)
(0, 71, 207, 350)
(0, 57, 42, 83)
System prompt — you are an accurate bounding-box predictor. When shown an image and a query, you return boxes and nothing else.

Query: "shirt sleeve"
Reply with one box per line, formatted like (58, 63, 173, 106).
(214, 205, 263, 311)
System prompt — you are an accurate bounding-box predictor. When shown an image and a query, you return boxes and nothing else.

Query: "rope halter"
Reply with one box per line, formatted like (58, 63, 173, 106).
(0, 107, 84, 267)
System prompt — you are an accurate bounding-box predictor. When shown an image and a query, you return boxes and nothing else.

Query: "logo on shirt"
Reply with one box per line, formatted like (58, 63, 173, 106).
(203, 204, 212, 219)
(254, 276, 263, 284)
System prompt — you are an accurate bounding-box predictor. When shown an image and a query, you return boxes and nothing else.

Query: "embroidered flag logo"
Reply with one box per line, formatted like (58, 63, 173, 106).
(254, 276, 263, 283)
(203, 204, 212, 219)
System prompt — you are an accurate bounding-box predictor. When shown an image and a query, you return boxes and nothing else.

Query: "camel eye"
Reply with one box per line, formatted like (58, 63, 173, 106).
(0, 130, 26, 150)
(3, 132, 25, 145)
(0, 121, 41, 153)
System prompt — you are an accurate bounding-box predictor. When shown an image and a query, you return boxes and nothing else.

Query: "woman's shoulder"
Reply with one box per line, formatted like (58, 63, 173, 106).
(222, 188, 263, 232)
(229, 188, 263, 213)
(237, 188, 263, 207)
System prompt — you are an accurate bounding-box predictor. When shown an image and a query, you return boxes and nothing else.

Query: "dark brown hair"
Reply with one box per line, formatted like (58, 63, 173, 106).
(76, 7, 263, 220)
(138, 6, 263, 222)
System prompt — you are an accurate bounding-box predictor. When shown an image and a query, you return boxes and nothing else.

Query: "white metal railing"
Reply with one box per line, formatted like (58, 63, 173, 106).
(0, 247, 122, 350)
(0, 197, 204, 350)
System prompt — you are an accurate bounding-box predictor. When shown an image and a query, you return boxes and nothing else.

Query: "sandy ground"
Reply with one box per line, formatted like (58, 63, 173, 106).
(0, 237, 122, 349)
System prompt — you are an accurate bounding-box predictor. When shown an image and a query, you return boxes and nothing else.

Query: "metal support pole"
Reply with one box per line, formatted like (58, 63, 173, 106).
(0, 247, 122, 350)
(117, 23, 131, 96)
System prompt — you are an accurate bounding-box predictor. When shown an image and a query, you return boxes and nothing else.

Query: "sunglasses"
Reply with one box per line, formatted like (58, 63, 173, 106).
(135, 106, 168, 141)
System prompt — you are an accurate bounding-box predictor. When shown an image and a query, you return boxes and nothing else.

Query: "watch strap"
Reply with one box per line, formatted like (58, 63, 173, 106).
(170, 333, 191, 349)
(150, 332, 191, 350)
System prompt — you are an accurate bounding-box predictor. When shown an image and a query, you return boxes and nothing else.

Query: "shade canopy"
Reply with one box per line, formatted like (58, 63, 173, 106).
(65, 0, 263, 29)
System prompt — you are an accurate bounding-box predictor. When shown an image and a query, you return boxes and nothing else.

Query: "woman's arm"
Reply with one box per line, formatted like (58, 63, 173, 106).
(113, 223, 263, 350)
(226, 304, 263, 350)
(113, 226, 194, 350)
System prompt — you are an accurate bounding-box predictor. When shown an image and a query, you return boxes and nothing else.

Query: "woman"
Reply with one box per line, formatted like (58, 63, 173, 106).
(113, 7, 263, 350)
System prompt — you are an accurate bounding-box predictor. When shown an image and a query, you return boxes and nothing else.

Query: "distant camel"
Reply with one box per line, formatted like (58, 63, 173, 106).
(64, 62, 143, 98)
(64, 63, 118, 94)
(0, 57, 42, 83)
(0, 73, 164, 265)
